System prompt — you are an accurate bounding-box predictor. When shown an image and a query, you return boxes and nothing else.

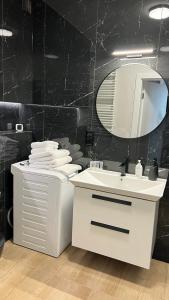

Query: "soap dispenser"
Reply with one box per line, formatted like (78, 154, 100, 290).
(135, 160, 143, 178)
(148, 158, 158, 181)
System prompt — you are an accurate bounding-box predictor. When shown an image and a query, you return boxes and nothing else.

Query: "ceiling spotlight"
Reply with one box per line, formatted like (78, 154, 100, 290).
(112, 48, 154, 57)
(149, 5, 169, 20)
(0, 29, 13, 37)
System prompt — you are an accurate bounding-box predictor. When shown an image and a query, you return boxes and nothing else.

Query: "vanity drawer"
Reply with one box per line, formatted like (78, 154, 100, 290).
(72, 187, 158, 268)
(74, 188, 133, 229)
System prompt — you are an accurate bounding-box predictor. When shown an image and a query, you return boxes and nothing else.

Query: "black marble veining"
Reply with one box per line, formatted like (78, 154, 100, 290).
(1, 0, 33, 104)
(19, 104, 88, 150)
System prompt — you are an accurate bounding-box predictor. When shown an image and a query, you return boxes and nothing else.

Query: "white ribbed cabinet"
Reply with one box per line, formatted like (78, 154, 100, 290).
(72, 187, 159, 269)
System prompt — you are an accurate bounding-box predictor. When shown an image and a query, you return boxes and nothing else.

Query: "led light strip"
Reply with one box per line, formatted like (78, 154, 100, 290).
(0, 29, 13, 37)
(112, 48, 154, 56)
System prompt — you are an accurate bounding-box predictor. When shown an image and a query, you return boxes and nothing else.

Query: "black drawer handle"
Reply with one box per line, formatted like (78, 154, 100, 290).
(91, 221, 130, 234)
(92, 194, 132, 206)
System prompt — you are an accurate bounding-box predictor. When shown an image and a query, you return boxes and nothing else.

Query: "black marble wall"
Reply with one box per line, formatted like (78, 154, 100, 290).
(0, 0, 92, 107)
(0, 0, 33, 104)
(32, 0, 91, 107)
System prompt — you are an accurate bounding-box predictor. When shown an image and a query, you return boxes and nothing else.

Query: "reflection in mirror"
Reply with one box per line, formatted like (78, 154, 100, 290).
(96, 64, 168, 138)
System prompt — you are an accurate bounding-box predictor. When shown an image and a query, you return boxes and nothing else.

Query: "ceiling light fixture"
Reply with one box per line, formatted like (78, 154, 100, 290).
(112, 48, 154, 57)
(149, 5, 169, 20)
(0, 29, 13, 37)
(44, 54, 59, 59)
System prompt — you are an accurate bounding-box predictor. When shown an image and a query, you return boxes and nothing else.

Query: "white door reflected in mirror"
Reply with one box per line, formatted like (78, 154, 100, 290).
(96, 64, 168, 138)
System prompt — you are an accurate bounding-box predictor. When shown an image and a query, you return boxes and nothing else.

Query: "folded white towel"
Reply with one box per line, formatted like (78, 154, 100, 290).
(54, 137, 69, 144)
(29, 152, 52, 160)
(71, 151, 83, 161)
(29, 156, 54, 163)
(29, 156, 72, 168)
(73, 157, 91, 168)
(69, 144, 81, 154)
(29, 150, 70, 161)
(29, 155, 71, 166)
(31, 141, 58, 149)
(56, 164, 82, 175)
(31, 147, 55, 154)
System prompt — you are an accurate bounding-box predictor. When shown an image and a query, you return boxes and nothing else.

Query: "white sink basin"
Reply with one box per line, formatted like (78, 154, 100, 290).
(70, 168, 167, 201)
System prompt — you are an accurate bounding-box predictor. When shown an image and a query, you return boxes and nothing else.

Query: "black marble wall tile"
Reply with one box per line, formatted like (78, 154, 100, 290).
(2, 0, 33, 104)
(20, 104, 88, 152)
(19, 104, 45, 141)
(45, 0, 98, 41)
(30, 0, 92, 107)
(32, 0, 45, 105)
(44, 3, 91, 107)
(0, 102, 20, 131)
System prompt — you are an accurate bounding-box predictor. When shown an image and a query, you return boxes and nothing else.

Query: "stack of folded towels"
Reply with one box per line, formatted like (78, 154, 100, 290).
(28, 141, 82, 176)
(54, 137, 91, 168)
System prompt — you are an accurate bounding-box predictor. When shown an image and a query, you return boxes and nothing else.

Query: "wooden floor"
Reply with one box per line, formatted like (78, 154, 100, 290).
(0, 242, 169, 300)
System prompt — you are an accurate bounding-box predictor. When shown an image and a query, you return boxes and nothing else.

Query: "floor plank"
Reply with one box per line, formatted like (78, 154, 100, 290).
(0, 241, 168, 300)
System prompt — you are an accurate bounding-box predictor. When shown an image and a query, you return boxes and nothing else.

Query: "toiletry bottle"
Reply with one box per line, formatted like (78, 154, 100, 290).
(148, 158, 158, 181)
(135, 160, 143, 178)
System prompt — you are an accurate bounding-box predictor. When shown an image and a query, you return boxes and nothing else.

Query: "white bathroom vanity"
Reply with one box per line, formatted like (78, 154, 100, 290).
(70, 168, 167, 269)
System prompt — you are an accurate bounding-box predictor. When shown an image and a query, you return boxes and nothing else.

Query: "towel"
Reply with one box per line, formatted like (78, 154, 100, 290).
(53, 138, 70, 149)
(29, 152, 52, 160)
(56, 164, 82, 176)
(29, 156, 71, 166)
(29, 156, 55, 163)
(29, 150, 70, 161)
(31, 141, 58, 149)
(71, 151, 83, 161)
(29, 156, 72, 168)
(73, 157, 91, 168)
(69, 144, 81, 154)
(31, 147, 55, 154)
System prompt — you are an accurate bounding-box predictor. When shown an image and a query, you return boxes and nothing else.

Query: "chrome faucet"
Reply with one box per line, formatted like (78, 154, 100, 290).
(119, 157, 129, 176)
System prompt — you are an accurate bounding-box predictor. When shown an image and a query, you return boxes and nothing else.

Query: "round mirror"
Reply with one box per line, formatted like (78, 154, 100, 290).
(96, 64, 168, 138)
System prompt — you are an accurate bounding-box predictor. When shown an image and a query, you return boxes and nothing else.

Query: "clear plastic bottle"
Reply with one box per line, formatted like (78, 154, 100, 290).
(135, 160, 143, 178)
